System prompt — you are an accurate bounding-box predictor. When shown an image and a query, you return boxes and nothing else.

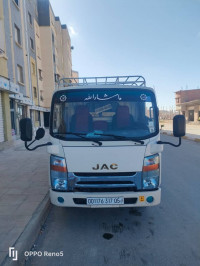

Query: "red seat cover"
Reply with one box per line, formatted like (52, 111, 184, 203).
(74, 106, 91, 132)
(93, 121, 108, 131)
(116, 106, 131, 129)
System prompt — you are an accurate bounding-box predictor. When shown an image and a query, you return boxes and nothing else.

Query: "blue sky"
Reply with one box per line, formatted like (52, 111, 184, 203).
(50, 0, 200, 109)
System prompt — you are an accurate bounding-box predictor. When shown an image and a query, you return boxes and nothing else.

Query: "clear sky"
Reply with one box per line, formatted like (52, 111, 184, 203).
(50, 0, 200, 109)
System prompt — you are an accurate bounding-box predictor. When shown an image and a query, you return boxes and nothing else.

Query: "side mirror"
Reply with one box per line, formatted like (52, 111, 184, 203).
(35, 128, 45, 140)
(173, 115, 186, 137)
(157, 115, 185, 147)
(20, 118, 33, 141)
(20, 119, 51, 151)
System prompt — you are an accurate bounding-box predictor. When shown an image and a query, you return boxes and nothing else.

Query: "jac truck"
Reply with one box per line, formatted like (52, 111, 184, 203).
(20, 76, 185, 208)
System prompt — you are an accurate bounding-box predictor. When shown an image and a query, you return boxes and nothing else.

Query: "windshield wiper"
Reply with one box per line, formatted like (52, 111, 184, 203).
(54, 132, 102, 146)
(93, 133, 144, 144)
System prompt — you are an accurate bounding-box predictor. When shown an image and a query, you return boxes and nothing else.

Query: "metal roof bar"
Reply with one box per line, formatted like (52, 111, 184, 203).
(58, 75, 146, 87)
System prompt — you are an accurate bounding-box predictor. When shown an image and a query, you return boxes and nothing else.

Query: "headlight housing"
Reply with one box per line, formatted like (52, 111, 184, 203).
(142, 154, 160, 190)
(50, 155, 68, 191)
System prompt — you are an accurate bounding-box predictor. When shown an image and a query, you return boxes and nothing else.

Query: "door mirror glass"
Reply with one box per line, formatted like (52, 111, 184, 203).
(35, 128, 45, 140)
(20, 118, 33, 141)
(173, 115, 186, 137)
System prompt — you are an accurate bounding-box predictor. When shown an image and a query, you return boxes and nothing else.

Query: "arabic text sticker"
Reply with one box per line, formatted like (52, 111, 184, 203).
(84, 94, 122, 101)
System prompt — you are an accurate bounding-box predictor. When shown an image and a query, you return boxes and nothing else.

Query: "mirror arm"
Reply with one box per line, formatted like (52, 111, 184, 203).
(157, 137, 181, 147)
(25, 141, 52, 151)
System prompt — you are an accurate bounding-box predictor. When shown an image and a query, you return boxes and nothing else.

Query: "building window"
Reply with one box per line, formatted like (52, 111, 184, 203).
(35, 111, 40, 122)
(39, 69, 43, 80)
(17, 105, 26, 119)
(14, 24, 21, 45)
(33, 87, 37, 98)
(32, 62, 36, 75)
(188, 110, 194, 121)
(14, 0, 19, 6)
(30, 37, 34, 50)
(10, 99, 16, 133)
(52, 32, 55, 44)
(28, 12, 32, 25)
(17, 65, 24, 83)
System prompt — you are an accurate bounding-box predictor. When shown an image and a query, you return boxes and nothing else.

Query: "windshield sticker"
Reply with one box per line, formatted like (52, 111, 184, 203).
(95, 104, 112, 114)
(148, 121, 155, 133)
(140, 94, 147, 101)
(84, 94, 122, 101)
(60, 95, 67, 102)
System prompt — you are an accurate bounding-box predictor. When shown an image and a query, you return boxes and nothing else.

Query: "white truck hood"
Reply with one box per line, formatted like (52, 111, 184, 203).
(63, 145, 146, 173)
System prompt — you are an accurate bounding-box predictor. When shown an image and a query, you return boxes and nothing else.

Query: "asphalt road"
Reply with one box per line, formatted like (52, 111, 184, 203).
(26, 135, 200, 266)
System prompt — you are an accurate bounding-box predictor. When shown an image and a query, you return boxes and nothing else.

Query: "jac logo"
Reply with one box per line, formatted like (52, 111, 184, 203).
(92, 163, 118, 170)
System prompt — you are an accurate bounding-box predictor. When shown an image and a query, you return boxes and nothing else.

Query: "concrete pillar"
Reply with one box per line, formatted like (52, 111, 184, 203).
(1, 91, 12, 141)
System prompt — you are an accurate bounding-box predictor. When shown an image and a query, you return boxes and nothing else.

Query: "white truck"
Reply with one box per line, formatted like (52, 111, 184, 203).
(20, 76, 185, 208)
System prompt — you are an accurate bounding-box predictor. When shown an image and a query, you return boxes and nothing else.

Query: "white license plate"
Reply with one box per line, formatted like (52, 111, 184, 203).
(87, 197, 124, 205)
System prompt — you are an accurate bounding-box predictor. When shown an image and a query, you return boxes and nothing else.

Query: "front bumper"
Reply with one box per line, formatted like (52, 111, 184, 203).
(50, 188, 161, 208)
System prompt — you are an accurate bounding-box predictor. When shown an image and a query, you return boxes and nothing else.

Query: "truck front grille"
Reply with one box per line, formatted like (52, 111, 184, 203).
(73, 172, 136, 177)
(74, 187, 137, 192)
(76, 181, 133, 185)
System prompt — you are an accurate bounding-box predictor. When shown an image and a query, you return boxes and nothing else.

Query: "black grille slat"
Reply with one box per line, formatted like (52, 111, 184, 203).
(124, 198, 137, 204)
(74, 172, 136, 177)
(77, 181, 133, 185)
(74, 187, 137, 192)
(73, 198, 87, 204)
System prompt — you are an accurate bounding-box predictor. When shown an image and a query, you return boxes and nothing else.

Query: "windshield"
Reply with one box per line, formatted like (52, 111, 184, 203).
(50, 89, 159, 141)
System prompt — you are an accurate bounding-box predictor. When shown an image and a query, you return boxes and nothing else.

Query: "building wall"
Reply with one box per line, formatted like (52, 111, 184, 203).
(39, 26, 54, 108)
(62, 25, 72, 78)
(175, 89, 200, 104)
(0, 0, 12, 144)
(0, 92, 4, 142)
(34, 19, 44, 108)
(1, 0, 75, 146)
(30, 56, 38, 106)
(0, 0, 8, 78)
(1, 92, 12, 141)
(3, 0, 15, 82)
(175, 89, 200, 122)
(72, 70, 79, 79)
(10, 0, 26, 95)
(55, 17, 63, 78)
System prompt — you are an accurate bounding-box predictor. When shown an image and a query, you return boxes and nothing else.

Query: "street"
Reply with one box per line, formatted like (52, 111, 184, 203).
(26, 135, 200, 266)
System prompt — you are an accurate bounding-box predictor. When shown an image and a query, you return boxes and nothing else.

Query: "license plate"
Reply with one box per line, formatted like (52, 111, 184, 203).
(87, 197, 124, 205)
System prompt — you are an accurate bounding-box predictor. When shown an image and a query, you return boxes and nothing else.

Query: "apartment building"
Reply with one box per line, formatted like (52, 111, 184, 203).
(175, 89, 200, 122)
(37, 0, 73, 125)
(0, 0, 75, 148)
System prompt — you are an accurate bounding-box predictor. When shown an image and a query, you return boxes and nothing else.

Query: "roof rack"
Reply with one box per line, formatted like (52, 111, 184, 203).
(58, 75, 146, 87)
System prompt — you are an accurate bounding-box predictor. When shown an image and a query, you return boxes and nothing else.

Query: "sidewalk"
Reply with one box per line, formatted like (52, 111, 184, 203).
(160, 120, 200, 141)
(0, 135, 50, 265)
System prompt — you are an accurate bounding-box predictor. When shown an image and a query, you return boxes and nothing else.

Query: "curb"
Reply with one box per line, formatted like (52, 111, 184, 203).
(2, 193, 51, 266)
(161, 131, 200, 142)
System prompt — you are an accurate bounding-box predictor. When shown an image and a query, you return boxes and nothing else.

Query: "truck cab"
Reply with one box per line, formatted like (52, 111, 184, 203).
(20, 75, 185, 208)
(48, 76, 162, 207)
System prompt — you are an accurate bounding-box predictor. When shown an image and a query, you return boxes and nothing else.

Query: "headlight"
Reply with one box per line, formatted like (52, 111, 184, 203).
(142, 154, 160, 190)
(50, 155, 68, 191)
